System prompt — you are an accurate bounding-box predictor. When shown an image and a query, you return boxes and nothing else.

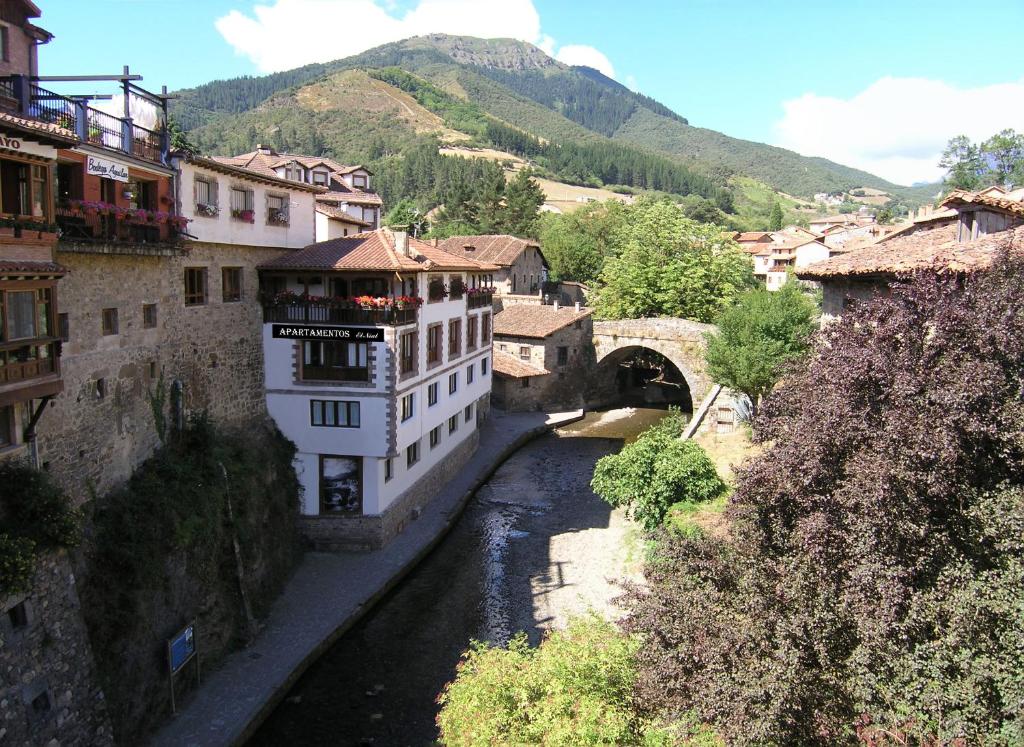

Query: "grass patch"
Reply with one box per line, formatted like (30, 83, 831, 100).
(665, 495, 729, 538)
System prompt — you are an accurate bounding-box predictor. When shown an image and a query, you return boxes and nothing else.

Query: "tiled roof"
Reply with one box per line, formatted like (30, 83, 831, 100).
(797, 223, 1024, 280)
(0, 111, 77, 144)
(314, 204, 373, 226)
(493, 304, 592, 339)
(736, 231, 773, 242)
(0, 259, 66, 277)
(437, 235, 545, 268)
(941, 189, 1024, 217)
(492, 352, 549, 378)
(184, 154, 325, 193)
(213, 149, 373, 189)
(320, 190, 382, 206)
(258, 228, 500, 273)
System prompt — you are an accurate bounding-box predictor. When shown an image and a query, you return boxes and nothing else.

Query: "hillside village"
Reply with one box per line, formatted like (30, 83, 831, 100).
(1, 2, 1023, 746)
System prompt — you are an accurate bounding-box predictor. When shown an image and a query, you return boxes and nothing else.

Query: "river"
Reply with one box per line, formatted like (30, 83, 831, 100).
(248, 406, 673, 747)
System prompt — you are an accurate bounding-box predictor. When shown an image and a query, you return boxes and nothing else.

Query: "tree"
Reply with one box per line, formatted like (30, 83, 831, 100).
(682, 197, 726, 225)
(704, 281, 818, 416)
(501, 169, 545, 238)
(538, 201, 625, 284)
(591, 198, 754, 322)
(590, 412, 725, 530)
(768, 199, 783, 231)
(383, 198, 429, 236)
(622, 250, 1024, 744)
(939, 134, 985, 190)
(981, 128, 1024, 187)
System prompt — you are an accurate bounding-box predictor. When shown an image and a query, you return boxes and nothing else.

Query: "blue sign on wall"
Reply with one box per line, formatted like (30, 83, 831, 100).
(169, 624, 196, 674)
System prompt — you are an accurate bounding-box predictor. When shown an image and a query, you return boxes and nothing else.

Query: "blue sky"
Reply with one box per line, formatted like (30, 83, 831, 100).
(38, 0, 1024, 185)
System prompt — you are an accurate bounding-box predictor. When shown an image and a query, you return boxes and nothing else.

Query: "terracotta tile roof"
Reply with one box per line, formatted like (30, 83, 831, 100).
(183, 154, 325, 193)
(258, 228, 499, 273)
(493, 304, 592, 339)
(320, 189, 382, 206)
(492, 351, 549, 378)
(941, 188, 1024, 217)
(736, 231, 773, 242)
(437, 234, 546, 268)
(0, 259, 66, 277)
(0, 111, 77, 144)
(797, 223, 1024, 280)
(314, 204, 374, 226)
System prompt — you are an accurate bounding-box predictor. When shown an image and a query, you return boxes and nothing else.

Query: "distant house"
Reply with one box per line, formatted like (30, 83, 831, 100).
(491, 303, 593, 411)
(798, 188, 1024, 321)
(808, 213, 875, 235)
(437, 234, 548, 300)
(213, 145, 383, 240)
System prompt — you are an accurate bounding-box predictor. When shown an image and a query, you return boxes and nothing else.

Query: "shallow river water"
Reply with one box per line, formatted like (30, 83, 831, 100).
(248, 407, 672, 747)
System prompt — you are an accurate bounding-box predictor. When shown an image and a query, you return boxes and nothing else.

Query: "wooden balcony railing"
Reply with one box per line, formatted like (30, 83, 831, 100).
(263, 302, 418, 326)
(0, 338, 60, 386)
(467, 291, 494, 309)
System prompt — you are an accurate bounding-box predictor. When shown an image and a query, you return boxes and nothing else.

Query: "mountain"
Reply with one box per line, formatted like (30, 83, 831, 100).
(172, 35, 922, 211)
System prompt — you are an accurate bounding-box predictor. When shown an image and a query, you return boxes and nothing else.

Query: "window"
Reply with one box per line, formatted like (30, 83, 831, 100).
(222, 267, 243, 302)
(464, 404, 473, 424)
(101, 307, 118, 336)
(312, 170, 329, 186)
(521, 377, 530, 388)
(0, 26, 8, 63)
(401, 392, 415, 421)
(267, 193, 289, 226)
(448, 414, 459, 434)
(519, 346, 531, 362)
(384, 457, 393, 483)
(195, 176, 216, 214)
(449, 371, 458, 395)
(467, 316, 478, 350)
(428, 381, 439, 407)
(467, 363, 474, 385)
(230, 187, 254, 221)
(557, 346, 568, 366)
(429, 425, 441, 449)
(320, 455, 362, 514)
(448, 318, 462, 358)
(0, 405, 13, 448)
(302, 341, 369, 382)
(406, 440, 420, 468)
(96, 378, 106, 399)
(310, 400, 360, 428)
(184, 268, 208, 306)
(142, 304, 157, 329)
(7, 600, 28, 630)
(574, 319, 583, 330)
(400, 331, 416, 375)
(427, 323, 442, 365)
(353, 174, 367, 189)
(481, 313, 491, 343)
(498, 343, 507, 352)
(481, 357, 489, 376)
(5, 290, 36, 339)
(30, 690, 51, 716)
(58, 313, 69, 342)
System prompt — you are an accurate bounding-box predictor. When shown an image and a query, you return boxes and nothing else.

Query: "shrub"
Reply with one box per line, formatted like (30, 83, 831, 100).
(0, 534, 37, 596)
(621, 250, 1024, 744)
(436, 615, 677, 745)
(591, 413, 725, 530)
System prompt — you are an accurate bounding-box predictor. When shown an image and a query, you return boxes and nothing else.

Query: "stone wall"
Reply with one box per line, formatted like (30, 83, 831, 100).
(493, 318, 594, 412)
(298, 427, 481, 552)
(35, 240, 284, 504)
(0, 551, 114, 747)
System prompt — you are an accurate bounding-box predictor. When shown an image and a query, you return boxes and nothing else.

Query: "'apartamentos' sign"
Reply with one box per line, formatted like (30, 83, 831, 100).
(272, 324, 384, 341)
(86, 155, 129, 182)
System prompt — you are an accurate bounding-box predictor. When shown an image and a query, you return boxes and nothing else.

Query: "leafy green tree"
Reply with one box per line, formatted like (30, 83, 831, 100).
(768, 200, 783, 231)
(981, 128, 1024, 187)
(538, 201, 626, 283)
(591, 412, 725, 530)
(473, 167, 508, 234)
(501, 169, 545, 237)
(623, 250, 1024, 744)
(383, 198, 429, 236)
(683, 197, 726, 225)
(592, 199, 754, 322)
(704, 281, 818, 416)
(939, 134, 985, 190)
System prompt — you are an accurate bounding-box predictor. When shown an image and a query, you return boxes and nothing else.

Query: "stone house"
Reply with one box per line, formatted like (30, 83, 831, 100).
(491, 303, 593, 411)
(797, 188, 1024, 321)
(437, 234, 548, 303)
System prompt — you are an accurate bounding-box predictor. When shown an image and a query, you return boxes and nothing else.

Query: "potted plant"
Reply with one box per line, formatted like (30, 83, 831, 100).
(428, 278, 448, 302)
(355, 295, 377, 310)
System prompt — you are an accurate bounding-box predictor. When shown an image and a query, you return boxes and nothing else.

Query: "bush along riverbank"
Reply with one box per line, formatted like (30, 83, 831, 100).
(75, 414, 302, 745)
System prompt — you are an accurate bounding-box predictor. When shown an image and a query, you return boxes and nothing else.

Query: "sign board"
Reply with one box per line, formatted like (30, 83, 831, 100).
(0, 136, 57, 159)
(271, 324, 384, 341)
(86, 155, 129, 182)
(168, 623, 196, 674)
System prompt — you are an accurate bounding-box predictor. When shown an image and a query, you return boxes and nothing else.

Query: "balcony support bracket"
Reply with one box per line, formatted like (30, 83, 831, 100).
(22, 394, 52, 445)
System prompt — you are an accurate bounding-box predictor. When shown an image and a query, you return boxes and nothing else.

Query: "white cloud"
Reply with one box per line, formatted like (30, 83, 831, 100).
(215, 0, 616, 79)
(774, 76, 1024, 186)
(555, 45, 615, 78)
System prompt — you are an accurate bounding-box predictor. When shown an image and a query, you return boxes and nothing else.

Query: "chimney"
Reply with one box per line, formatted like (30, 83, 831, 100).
(255, 143, 273, 155)
(394, 230, 410, 257)
(574, 302, 581, 312)
(553, 299, 560, 311)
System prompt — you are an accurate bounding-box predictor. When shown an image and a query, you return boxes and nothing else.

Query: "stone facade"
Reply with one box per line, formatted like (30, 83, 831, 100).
(34, 240, 284, 503)
(0, 551, 114, 747)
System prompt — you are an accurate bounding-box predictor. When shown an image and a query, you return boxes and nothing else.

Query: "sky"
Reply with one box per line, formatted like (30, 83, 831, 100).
(38, 0, 1024, 186)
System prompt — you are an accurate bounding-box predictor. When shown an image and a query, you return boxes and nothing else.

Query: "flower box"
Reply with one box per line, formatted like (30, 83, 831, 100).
(231, 208, 255, 224)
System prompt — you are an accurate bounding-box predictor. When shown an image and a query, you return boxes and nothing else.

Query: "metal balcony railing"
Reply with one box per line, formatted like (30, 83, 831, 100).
(263, 302, 418, 326)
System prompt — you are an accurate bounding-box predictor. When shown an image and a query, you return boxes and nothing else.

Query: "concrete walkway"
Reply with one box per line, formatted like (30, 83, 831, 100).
(150, 409, 583, 747)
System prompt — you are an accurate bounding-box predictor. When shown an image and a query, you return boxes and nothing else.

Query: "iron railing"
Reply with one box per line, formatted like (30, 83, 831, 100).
(263, 302, 418, 326)
(467, 292, 494, 309)
(28, 82, 77, 133)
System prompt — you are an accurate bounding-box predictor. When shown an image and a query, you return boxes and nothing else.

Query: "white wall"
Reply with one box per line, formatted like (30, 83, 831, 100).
(795, 242, 831, 268)
(178, 162, 317, 249)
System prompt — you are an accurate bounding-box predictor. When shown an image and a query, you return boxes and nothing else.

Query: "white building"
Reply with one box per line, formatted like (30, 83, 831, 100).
(258, 228, 498, 550)
(173, 154, 323, 247)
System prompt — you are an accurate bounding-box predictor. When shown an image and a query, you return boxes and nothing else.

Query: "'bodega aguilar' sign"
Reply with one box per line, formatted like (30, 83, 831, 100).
(272, 324, 384, 341)
(86, 155, 130, 182)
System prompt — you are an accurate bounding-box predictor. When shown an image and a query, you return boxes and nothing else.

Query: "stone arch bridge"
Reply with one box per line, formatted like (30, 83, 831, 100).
(591, 317, 716, 407)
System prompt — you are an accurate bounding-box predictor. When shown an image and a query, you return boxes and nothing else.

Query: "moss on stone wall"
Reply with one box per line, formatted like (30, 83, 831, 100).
(74, 415, 302, 745)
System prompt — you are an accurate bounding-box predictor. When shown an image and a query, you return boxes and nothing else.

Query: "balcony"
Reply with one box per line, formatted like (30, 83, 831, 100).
(263, 300, 418, 326)
(467, 290, 494, 309)
(56, 202, 184, 245)
(0, 76, 168, 166)
(0, 338, 61, 391)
